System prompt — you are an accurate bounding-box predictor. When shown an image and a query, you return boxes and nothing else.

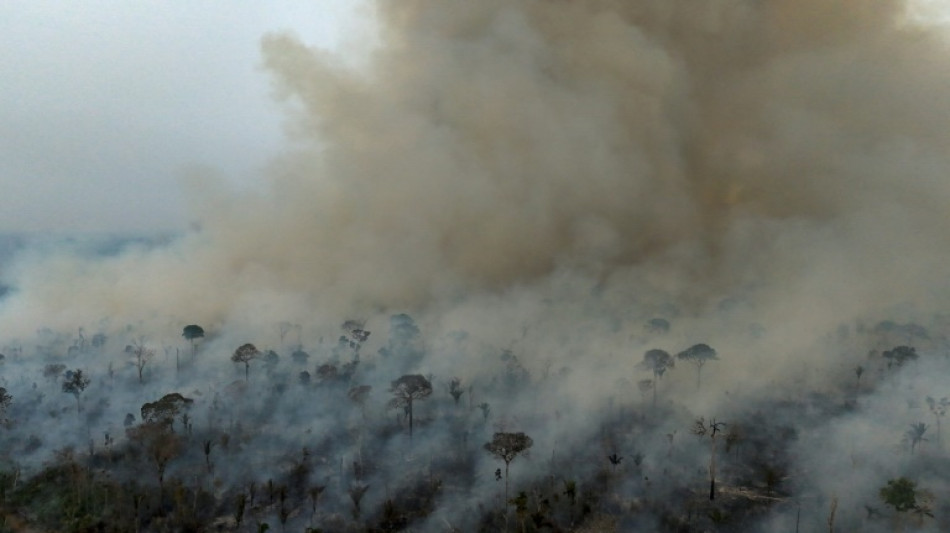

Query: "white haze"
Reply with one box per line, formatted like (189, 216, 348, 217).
(0, 0, 373, 233)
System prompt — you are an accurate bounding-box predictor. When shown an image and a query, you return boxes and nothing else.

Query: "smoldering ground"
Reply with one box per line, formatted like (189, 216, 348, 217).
(1, 1, 950, 531)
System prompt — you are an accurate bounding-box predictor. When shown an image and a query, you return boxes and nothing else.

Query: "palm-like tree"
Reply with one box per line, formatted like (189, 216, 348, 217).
(905, 422, 928, 454)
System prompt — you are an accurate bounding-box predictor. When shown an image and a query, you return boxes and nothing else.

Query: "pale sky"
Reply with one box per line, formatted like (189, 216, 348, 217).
(0, 1, 373, 234)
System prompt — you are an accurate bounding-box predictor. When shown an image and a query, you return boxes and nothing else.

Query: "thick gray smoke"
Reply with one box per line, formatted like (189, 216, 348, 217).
(4, 1, 950, 336)
(2, 1, 950, 531)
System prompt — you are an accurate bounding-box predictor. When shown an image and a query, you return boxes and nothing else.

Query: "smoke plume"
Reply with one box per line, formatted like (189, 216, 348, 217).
(3, 1, 949, 334)
(2, 2, 950, 530)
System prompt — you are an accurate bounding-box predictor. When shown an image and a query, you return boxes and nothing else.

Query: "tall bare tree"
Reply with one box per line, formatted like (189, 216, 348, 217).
(677, 343, 718, 389)
(693, 417, 726, 500)
(485, 432, 534, 504)
(129, 340, 155, 384)
(231, 343, 260, 382)
(639, 348, 674, 409)
(388, 374, 432, 438)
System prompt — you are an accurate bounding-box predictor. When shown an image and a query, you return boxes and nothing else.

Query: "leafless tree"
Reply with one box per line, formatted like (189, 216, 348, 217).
(129, 340, 155, 384)
(693, 417, 726, 500)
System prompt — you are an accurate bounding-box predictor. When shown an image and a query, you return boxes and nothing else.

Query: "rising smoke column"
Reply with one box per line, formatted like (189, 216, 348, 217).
(1, 0, 949, 345)
(211, 0, 950, 315)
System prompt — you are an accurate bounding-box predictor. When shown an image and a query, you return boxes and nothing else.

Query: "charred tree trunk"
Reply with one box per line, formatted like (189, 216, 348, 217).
(709, 434, 717, 501)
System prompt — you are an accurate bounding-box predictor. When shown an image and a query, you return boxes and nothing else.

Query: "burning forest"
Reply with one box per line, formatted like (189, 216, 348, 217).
(2, 1, 950, 531)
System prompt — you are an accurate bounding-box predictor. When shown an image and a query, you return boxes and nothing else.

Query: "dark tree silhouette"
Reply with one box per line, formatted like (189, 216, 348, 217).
(203, 439, 214, 474)
(639, 348, 674, 409)
(291, 348, 311, 365)
(926, 396, 949, 449)
(879, 477, 919, 513)
(388, 374, 432, 438)
(607, 453, 623, 471)
(883, 345, 918, 369)
(232, 343, 260, 382)
(485, 432, 533, 504)
(128, 340, 155, 384)
(693, 417, 726, 500)
(235, 493, 247, 529)
(646, 317, 670, 333)
(342, 320, 371, 350)
(126, 420, 182, 491)
(315, 363, 338, 382)
(0, 387, 11, 422)
(307, 485, 325, 527)
(62, 369, 91, 413)
(141, 393, 194, 431)
(43, 363, 66, 384)
(349, 484, 370, 520)
(905, 422, 928, 454)
(182, 324, 204, 358)
(448, 377, 465, 406)
(677, 343, 718, 388)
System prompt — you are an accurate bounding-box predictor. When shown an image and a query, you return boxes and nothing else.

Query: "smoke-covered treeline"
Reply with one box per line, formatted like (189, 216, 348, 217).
(1, 0, 950, 531)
